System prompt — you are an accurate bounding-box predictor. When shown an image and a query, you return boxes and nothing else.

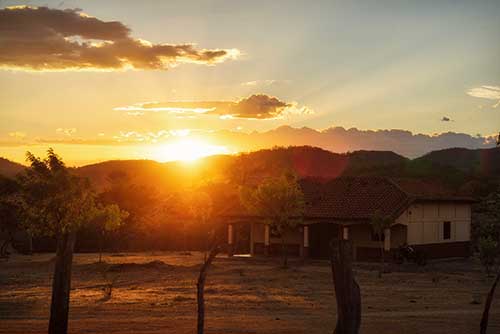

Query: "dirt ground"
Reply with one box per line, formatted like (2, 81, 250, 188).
(0, 252, 498, 334)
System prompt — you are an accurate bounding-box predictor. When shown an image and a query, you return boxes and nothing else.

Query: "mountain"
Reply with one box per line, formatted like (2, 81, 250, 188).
(415, 147, 500, 176)
(0, 158, 25, 178)
(3, 146, 498, 196)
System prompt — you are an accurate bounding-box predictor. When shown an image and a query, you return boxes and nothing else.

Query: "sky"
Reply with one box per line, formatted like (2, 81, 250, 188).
(0, 0, 499, 165)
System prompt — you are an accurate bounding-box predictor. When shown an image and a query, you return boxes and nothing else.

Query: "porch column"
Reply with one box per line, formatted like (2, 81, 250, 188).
(227, 223, 234, 257)
(249, 222, 255, 256)
(264, 224, 270, 256)
(302, 225, 309, 258)
(384, 228, 391, 251)
(342, 226, 349, 240)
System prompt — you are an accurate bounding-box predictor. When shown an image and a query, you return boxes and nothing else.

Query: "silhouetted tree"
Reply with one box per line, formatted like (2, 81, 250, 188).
(371, 211, 392, 277)
(241, 174, 304, 267)
(92, 203, 129, 263)
(189, 191, 213, 260)
(0, 176, 22, 257)
(18, 149, 125, 334)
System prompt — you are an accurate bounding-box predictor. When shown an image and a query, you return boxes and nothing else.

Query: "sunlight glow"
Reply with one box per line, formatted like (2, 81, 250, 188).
(153, 139, 230, 162)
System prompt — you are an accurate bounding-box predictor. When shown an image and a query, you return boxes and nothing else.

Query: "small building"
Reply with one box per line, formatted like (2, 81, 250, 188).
(225, 177, 474, 261)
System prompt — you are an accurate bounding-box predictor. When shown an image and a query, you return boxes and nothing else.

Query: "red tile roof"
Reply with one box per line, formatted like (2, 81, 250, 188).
(299, 177, 410, 221)
(223, 176, 475, 222)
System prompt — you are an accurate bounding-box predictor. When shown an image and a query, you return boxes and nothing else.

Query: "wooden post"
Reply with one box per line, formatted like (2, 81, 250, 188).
(330, 239, 361, 334)
(48, 230, 76, 334)
(197, 245, 220, 334)
(264, 224, 270, 256)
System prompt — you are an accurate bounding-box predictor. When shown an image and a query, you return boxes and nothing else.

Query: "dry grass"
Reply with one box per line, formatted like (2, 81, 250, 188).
(0, 252, 498, 334)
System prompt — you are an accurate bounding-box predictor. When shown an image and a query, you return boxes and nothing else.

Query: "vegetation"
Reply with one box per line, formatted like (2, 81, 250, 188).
(17, 149, 126, 334)
(240, 173, 304, 267)
(371, 211, 392, 277)
(92, 203, 129, 263)
(478, 235, 498, 277)
(0, 176, 22, 257)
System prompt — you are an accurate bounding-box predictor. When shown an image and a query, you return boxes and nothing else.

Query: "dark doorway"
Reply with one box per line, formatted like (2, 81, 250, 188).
(309, 223, 340, 258)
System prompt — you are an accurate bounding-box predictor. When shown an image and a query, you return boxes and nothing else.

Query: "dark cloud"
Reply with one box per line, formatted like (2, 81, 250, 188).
(116, 94, 310, 119)
(441, 116, 452, 122)
(0, 6, 238, 71)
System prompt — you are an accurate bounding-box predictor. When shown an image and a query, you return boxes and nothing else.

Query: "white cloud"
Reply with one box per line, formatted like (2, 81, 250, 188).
(467, 85, 500, 108)
(8, 131, 26, 139)
(56, 128, 77, 136)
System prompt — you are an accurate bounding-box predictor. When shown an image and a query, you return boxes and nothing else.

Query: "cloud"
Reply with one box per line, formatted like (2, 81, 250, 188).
(56, 128, 77, 136)
(8, 131, 26, 139)
(115, 94, 311, 120)
(0, 6, 238, 71)
(240, 79, 290, 87)
(441, 116, 452, 122)
(1, 126, 496, 159)
(467, 85, 500, 108)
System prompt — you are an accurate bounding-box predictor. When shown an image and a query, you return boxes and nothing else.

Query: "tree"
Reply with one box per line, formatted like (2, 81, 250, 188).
(479, 235, 498, 277)
(17, 149, 125, 334)
(188, 191, 213, 260)
(240, 174, 304, 268)
(92, 203, 129, 263)
(0, 176, 22, 257)
(197, 243, 220, 334)
(371, 211, 392, 277)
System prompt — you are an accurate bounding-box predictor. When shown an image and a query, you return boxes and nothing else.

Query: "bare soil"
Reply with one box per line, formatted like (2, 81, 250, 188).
(0, 252, 498, 334)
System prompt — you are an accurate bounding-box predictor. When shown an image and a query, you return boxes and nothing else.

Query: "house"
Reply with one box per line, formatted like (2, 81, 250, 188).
(224, 177, 475, 261)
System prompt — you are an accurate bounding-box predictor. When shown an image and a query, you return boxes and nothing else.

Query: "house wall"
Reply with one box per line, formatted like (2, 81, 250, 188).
(395, 202, 471, 245)
(251, 222, 303, 256)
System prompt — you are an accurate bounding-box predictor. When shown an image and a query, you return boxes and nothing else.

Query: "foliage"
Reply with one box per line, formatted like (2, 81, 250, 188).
(479, 236, 498, 276)
(17, 149, 98, 237)
(93, 203, 129, 233)
(371, 211, 392, 276)
(240, 173, 304, 266)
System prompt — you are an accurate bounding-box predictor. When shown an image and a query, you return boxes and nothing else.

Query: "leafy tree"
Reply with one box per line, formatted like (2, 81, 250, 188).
(99, 171, 159, 250)
(92, 203, 129, 263)
(17, 149, 125, 334)
(371, 211, 392, 277)
(479, 235, 498, 277)
(240, 174, 304, 268)
(0, 176, 22, 257)
(188, 191, 213, 259)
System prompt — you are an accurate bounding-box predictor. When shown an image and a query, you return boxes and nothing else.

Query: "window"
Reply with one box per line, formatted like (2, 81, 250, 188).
(443, 221, 451, 240)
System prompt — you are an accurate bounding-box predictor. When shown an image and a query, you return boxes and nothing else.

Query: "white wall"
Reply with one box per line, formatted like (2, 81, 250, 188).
(396, 202, 471, 245)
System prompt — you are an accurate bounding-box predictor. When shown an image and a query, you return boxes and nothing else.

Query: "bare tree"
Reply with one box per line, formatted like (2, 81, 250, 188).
(197, 244, 220, 334)
(480, 270, 500, 334)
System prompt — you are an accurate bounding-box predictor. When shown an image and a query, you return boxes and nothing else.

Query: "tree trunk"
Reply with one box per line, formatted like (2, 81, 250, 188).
(98, 231, 103, 263)
(27, 229, 33, 255)
(197, 245, 220, 334)
(330, 239, 361, 334)
(480, 270, 500, 334)
(379, 241, 384, 278)
(48, 230, 76, 334)
(281, 236, 288, 268)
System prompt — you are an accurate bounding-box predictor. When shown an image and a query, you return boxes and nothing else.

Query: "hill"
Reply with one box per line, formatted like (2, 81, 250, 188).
(0, 158, 25, 178)
(415, 147, 500, 175)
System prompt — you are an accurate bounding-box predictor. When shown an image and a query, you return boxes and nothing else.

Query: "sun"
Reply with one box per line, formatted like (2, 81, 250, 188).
(153, 138, 230, 162)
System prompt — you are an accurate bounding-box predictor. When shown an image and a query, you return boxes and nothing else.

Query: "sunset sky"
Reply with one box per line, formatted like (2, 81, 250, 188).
(0, 0, 499, 165)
